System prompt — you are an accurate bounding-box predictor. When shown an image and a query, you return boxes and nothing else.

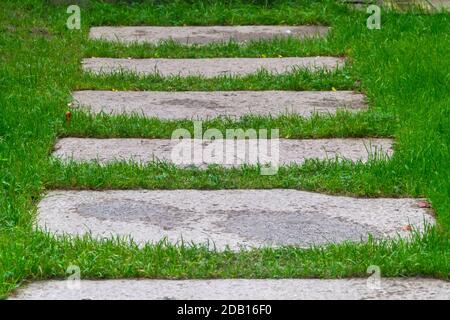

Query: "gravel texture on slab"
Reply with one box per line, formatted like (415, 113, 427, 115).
(89, 25, 330, 45)
(82, 57, 345, 77)
(11, 278, 449, 300)
(52, 138, 393, 167)
(71, 90, 367, 119)
(36, 190, 433, 250)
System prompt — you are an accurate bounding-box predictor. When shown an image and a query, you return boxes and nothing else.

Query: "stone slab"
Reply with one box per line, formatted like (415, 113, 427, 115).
(36, 190, 433, 250)
(89, 25, 330, 45)
(82, 57, 345, 77)
(386, 0, 450, 10)
(429, 0, 450, 10)
(71, 90, 367, 119)
(11, 278, 449, 300)
(52, 138, 393, 167)
(344, 0, 450, 11)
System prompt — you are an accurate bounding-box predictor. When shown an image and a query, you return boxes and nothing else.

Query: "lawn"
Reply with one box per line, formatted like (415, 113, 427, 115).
(0, 0, 449, 299)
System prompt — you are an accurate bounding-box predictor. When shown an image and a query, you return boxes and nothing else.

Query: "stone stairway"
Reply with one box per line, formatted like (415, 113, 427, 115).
(15, 24, 448, 299)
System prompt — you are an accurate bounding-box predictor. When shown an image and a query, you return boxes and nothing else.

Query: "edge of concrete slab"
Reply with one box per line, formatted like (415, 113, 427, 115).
(343, 0, 450, 11)
(81, 57, 345, 77)
(10, 278, 450, 300)
(36, 189, 434, 250)
(71, 90, 367, 120)
(51, 138, 394, 167)
(89, 25, 330, 45)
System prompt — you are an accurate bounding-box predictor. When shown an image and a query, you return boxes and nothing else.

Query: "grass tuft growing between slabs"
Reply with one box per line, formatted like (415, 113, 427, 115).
(0, 0, 449, 298)
(84, 37, 343, 59)
(60, 109, 396, 139)
(44, 156, 418, 198)
(2, 226, 449, 300)
(76, 69, 357, 91)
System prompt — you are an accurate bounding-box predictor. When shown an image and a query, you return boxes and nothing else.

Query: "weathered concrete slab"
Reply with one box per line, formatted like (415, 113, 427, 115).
(429, 0, 450, 10)
(52, 138, 393, 167)
(11, 278, 449, 300)
(89, 25, 330, 45)
(82, 57, 345, 77)
(36, 190, 433, 250)
(72, 90, 366, 119)
(387, 0, 450, 11)
(343, 0, 450, 11)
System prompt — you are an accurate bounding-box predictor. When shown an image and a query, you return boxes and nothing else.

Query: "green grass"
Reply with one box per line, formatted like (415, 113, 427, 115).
(45, 157, 410, 197)
(84, 37, 343, 59)
(2, 227, 449, 298)
(1, 0, 449, 298)
(61, 109, 396, 138)
(77, 68, 356, 91)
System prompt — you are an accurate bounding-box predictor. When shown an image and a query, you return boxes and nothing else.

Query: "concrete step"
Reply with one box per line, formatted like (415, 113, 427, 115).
(343, 0, 450, 11)
(52, 138, 393, 167)
(71, 90, 366, 120)
(82, 57, 344, 77)
(89, 25, 330, 45)
(429, 0, 450, 10)
(12, 278, 449, 300)
(37, 190, 433, 250)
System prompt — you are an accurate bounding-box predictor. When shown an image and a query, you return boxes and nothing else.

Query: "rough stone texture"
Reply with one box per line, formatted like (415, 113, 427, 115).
(36, 190, 433, 250)
(344, 0, 450, 11)
(72, 90, 367, 119)
(429, 0, 450, 9)
(82, 57, 345, 77)
(11, 278, 449, 300)
(52, 138, 393, 167)
(387, 0, 450, 10)
(89, 25, 330, 45)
